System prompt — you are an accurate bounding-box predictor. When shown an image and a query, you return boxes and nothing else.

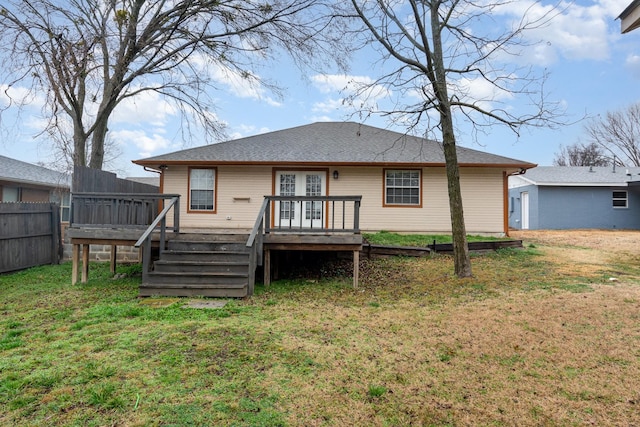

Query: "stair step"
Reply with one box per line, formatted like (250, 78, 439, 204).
(167, 241, 249, 252)
(146, 271, 248, 285)
(171, 233, 249, 243)
(160, 250, 250, 262)
(153, 260, 249, 274)
(139, 283, 248, 298)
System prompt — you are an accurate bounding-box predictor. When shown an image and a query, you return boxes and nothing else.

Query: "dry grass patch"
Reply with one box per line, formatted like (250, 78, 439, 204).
(256, 282, 640, 426)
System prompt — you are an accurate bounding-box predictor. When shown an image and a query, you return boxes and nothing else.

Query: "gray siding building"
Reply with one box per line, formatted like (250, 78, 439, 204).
(508, 166, 640, 230)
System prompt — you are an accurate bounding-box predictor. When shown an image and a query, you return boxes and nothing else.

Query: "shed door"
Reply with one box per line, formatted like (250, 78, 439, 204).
(521, 192, 530, 230)
(275, 171, 326, 228)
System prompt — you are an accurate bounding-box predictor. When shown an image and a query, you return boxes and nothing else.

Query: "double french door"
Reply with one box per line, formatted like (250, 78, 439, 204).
(275, 171, 326, 228)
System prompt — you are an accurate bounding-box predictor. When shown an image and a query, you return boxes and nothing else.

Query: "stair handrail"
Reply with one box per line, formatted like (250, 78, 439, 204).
(247, 197, 270, 249)
(245, 197, 270, 295)
(134, 196, 180, 282)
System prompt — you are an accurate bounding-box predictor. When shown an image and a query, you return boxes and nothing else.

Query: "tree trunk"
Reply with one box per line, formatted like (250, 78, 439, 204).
(72, 118, 87, 167)
(441, 120, 472, 277)
(431, 2, 472, 278)
(88, 113, 108, 169)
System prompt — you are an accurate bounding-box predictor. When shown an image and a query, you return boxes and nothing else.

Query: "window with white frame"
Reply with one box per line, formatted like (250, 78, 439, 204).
(384, 169, 421, 206)
(189, 168, 215, 211)
(612, 190, 628, 208)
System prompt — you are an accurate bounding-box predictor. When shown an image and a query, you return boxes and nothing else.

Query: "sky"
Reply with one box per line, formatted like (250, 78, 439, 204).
(1, 0, 639, 178)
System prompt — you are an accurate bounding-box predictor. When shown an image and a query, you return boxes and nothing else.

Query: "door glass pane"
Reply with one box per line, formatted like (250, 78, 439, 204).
(305, 175, 322, 220)
(280, 174, 296, 220)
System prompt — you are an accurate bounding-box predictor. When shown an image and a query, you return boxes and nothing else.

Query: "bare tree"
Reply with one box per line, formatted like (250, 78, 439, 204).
(585, 103, 640, 166)
(344, 0, 563, 277)
(553, 142, 609, 166)
(0, 0, 345, 169)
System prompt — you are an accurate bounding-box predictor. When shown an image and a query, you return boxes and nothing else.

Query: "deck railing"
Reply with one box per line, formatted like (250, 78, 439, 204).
(265, 195, 362, 233)
(69, 193, 180, 229)
(134, 196, 181, 282)
(246, 195, 362, 275)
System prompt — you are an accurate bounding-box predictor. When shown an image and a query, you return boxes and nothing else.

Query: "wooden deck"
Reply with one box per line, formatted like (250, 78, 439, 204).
(68, 194, 364, 296)
(67, 227, 161, 285)
(262, 232, 363, 287)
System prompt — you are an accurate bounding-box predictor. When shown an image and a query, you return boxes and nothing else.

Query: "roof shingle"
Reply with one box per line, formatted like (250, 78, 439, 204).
(134, 122, 534, 167)
(0, 155, 70, 188)
(519, 166, 640, 186)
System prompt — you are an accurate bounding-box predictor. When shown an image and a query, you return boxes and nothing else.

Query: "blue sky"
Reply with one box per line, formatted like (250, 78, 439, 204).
(1, 0, 640, 177)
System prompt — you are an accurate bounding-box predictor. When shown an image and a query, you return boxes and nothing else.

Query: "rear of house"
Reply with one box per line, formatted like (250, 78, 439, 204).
(135, 122, 535, 236)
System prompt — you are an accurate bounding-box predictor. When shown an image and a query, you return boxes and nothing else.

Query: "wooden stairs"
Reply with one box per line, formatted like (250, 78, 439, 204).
(139, 233, 254, 298)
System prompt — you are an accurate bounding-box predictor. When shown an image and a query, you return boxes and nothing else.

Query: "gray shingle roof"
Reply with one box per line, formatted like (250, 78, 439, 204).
(519, 166, 640, 186)
(0, 155, 70, 189)
(134, 122, 534, 167)
(125, 176, 160, 187)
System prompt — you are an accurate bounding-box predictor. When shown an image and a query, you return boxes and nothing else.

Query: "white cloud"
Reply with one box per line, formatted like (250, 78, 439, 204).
(626, 53, 640, 78)
(0, 84, 46, 109)
(111, 90, 177, 126)
(228, 124, 271, 140)
(110, 129, 171, 158)
(207, 62, 281, 107)
(455, 75, 515, 105)
(310, 74, 391, 116)
(489, 0, 628, 65)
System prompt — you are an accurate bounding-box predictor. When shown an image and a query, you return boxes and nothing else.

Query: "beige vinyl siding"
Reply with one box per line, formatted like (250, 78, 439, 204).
(330, 166, 504, 234)
(459, 168, 505, 234)
(162, 165, 272, 230)
(163, 164, 506, 234)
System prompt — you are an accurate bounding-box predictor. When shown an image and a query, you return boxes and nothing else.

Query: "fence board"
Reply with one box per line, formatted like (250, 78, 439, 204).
(73, 166, 158, 193)
(0, 203, 62, 273)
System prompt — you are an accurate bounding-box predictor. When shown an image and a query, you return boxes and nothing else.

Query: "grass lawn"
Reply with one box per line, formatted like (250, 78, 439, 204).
(2, 244, 640, 426)
(363, 231, 507, 246)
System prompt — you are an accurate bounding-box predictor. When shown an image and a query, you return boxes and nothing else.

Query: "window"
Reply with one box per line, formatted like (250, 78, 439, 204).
(51, 191, 71, 222)
(1, 186, 19, 202)
(384, 169, 421, 206)
(189, 168, 216, 212)
(613, 190, 628, 208)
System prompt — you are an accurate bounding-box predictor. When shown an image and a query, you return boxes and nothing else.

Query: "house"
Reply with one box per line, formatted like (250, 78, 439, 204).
(508, 166, 640, 230)
(619, 0, 640, 33)
(66, 122, 534, 297)
(0, 155, 71, 220)
(133, 122, 535, 236)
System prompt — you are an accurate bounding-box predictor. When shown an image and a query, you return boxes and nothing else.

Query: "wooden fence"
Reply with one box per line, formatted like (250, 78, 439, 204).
(0, 203, 62, 273)
(73, 165, 158, 193)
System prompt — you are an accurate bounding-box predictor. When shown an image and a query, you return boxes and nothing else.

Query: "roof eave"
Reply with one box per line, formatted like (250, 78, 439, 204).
(133, 159, 536, 169)
(0, 177, 70, 189)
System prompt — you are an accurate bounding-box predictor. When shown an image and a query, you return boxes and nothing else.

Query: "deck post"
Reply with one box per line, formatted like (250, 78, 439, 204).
(264, 248, 271, 287)
(110, 245, 117, 274)
(82, 244, 90, 283)
(353, 250, 359, 289)
(72, 244, 79, 285)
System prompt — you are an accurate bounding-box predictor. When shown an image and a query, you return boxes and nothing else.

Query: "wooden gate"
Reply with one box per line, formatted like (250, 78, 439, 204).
(0, 203, 62, 273)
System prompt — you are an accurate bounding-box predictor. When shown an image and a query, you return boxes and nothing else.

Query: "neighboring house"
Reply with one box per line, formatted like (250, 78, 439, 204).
(134, 122, 535, 236)
(508, 166, 640, 230)
(126, 176, 161, 187)
(0, 155, 71, 220)
(619, 0, 640, 33)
